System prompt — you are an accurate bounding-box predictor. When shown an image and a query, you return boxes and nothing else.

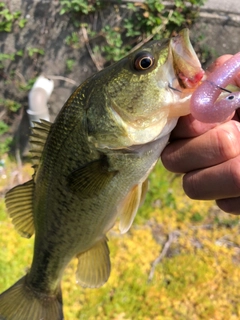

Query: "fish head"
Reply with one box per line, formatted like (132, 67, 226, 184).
(88, 29, 204, 147)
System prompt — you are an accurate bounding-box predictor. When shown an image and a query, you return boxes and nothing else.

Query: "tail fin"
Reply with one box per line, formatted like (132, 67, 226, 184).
(0, 276, 63, 320)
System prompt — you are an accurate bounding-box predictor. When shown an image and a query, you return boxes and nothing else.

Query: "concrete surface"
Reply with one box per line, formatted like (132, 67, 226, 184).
(190, 0, 240, 67)
(202, 0, 240, 14)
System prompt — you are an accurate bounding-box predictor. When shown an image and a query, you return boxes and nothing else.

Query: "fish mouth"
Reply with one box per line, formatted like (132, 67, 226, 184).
(170, 29, 204, 89)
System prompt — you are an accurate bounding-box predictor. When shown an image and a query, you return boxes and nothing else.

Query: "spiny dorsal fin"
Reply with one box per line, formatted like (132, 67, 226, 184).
(5, 179, 35, 238)
(29, 119, 52, 168)
(76, 237, 111, 288)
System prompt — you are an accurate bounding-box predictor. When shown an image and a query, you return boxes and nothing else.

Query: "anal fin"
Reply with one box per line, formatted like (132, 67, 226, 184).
(5, 180, 35, 238)
(76, 238, 111, 288)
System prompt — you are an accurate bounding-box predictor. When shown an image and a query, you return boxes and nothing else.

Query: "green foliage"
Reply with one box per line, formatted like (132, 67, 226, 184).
(0, 2, 27, 32)
(66, 59, 76, 72)
(97, 25, 130, 62)
(59, 0, 102, 15)
(0, 98, 21, 155)
(0, 98, 21, 112)
(0, 50, 24, 69)
(18, 18, 27, 29)
(125, 0, 205, 43)
(214, 215, 240, 228)
(136, 162, 178, 223)
(19, 77, 37, 91)
(0, 137, 12, 156)
(27, 47, 45, 58)
(0, 52, 15, 62)
(60, 0, 206, 64)
(0, 120, 8, 135)
(190, 212, 204, 222)
(0, 52, 15, 69)
(65, 32, 81, 48)
(0, 121, 12, 155)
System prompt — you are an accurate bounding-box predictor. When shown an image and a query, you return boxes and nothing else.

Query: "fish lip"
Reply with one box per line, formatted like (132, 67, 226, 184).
(170, 28, 204, 89)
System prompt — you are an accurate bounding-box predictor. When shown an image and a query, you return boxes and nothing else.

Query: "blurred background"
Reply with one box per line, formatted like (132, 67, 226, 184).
(0, 1, 240, 319)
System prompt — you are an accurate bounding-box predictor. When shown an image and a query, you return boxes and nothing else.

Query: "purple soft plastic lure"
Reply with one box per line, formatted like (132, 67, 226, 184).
(190, 52, 240, 123)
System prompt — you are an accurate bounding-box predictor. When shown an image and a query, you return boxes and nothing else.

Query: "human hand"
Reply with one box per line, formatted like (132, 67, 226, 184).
(161, 55, 240, 214)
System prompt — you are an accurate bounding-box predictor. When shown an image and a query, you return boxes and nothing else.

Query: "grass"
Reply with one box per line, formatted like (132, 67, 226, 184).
(0, 160, 240, 319)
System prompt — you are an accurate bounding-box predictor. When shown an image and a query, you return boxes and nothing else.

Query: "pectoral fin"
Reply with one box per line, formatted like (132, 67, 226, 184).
(68, 157, 117, 198)
(76, 237, 111, 288)
(119, 179, 148, 234)
(5, 180, 35, 238)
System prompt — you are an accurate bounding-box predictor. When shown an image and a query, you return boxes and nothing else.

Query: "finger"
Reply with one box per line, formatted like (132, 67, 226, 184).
(170, 114, 218, 140)
(206, 55, 233, 74)
(183, 156, 240, 201)
(233, 109, 240, 121)
(207, 54, 240, 87)
(216, 197, 240, 215)
(162, 120, 240, 173)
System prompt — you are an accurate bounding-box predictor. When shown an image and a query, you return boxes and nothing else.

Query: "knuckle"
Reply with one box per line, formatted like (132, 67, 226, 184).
(213, 123, 240, 160)
(229, 157, 240, 192)
(161, 146, 174, 171)
(161, 143, 184, 173)
(182, 172, 200, 200)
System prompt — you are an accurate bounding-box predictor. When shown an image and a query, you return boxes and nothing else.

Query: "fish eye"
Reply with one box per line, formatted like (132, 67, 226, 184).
(226, 95, 235, 100)
(133, 52, 154, 71)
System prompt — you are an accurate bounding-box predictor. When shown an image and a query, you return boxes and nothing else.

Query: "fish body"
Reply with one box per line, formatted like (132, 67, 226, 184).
(0, 29, 203, 320)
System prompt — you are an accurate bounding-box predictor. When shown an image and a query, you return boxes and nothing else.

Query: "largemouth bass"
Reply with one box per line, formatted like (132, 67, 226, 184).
(0, 29, 203, 320)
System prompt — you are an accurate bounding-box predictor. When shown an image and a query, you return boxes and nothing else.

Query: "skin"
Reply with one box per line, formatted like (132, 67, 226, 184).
(161, 55, 240, 215)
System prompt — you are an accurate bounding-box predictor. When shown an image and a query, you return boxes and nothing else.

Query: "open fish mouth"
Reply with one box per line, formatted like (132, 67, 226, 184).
(170, 28, 204, 89)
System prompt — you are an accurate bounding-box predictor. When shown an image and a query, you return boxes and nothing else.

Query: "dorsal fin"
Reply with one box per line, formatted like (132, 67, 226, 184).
(29, 119, 52, 169)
